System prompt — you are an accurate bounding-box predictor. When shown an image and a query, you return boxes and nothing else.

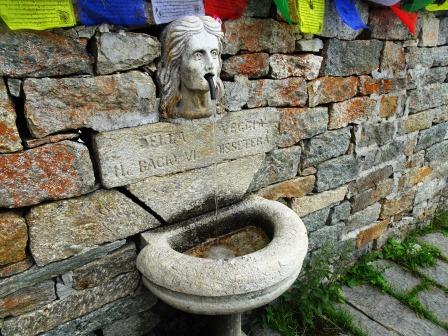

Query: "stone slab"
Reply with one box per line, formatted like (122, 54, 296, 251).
(268, 54, 322, 80)
(247, 78, 307, 108)
(40, 293, 157, 336)
(371, 260, 421, 294)
(292, 185, 348, 217)
(407, 83, 448, 114)
(418, 260, 448, 289)
(308, 76, 358, 108)
(0, 258, 33, 278)
(0, 240, 125, 299)
(24, 71, 158, 138)
(0, 212, 27, 266)
(301, 207, 331, 232)
(26, 189, 159, 266)
(93, 108, 279, 188)
(343, 285, 447, 336)
(222, 53, 269, 79)
(102, 310, 160, 336)
(1, 271, 139, 336)
(257, 175, 315, 201)
(347, 203, 381, 231)
(128, 154, 264, 223)
(316, 155, 358, 192)
(0, 81, 22, 153)
(0, 141, 95, 208)
(329, 97, 377, 130)
(308, 223, 344, 251)
(417, 287, 448, 324)
(420, 233, 448, 258)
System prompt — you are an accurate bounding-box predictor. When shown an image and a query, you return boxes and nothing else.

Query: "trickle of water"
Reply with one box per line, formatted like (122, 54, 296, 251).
(211, 104, 219, 224)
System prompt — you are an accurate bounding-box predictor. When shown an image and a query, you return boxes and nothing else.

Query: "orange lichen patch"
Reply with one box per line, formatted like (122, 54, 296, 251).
(0, 121, 20, 143)
(0, 213, 27, 266)
(329, 97, 376, 129)
(359, 76, 394, 96)
(356, 219, 390, 248)
(278, 78, 306, 106)
(410, 166, 433, 185)
(380, 190, 416, 219)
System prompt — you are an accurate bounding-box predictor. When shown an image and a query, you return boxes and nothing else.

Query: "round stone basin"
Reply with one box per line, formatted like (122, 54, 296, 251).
(137, 196, 308, 315)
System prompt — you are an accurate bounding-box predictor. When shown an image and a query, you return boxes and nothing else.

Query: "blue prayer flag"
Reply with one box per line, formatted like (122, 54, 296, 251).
(334, 0, 368, 31)
(77, 0, 148, 26)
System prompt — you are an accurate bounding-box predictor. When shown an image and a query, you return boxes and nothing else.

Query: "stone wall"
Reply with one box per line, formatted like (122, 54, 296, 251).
(0, 1, 447, 335)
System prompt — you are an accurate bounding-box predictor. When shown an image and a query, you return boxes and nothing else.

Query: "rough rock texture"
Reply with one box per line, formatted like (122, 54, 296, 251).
(127, 154, 264, 223)
(94, 32, 160, 75)
(347, 203, 381, 231)
(0, 29, 93, 77)
(223, 76, 249, 111)
(370, 8, 416, 40)
(418, 260, 448, 288)
(372, 259, 420, 293)
(406, 46, 448, 69)
(277, 107, 328, 147)
(417, 287, 448, 324)
(420, 233, 448, 258)
(308, 76, 358, 107)
(0, 141, 95, 208)
(0, 81, 22, 153)
(0, 212, 27, 266)
(257, 175, 315, 201)
(295, 39, 323, 52)
(301, 207, 331, 232)
(223, 18, 298, 55)
(381, 41, 406, 78)
(419, 15, 439, 47)
(330, 201, 351, 225)
(356, 219, 389, 248)
(26, 190, 159, 266)
(381, 190, 416, 218)
(247, 78, 308, 108)
(329, 97, 377, 129)
(269, 54, 322, 80)
(343, 285, 447, 336)
(292, 185, 348, 217)
(308, 223, 344, 251)
(102, 310, 160, 336)
(322, 39, 383, 76)
(0, 258, 33, 278)
(1, 272, 140, 336)
(416, 122, 448, 151)
(24, 71, 158, 138)
(316, 155, 359, 192)
(407, 83, 448, 114)
(222, 53, 269, 79)
(24, 133, 80, 149)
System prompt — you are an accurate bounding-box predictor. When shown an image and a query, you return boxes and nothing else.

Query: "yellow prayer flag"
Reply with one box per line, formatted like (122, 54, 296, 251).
(297, 0, 325, 34)
(0, 0, 76, 30)
(426, 1, 448, 11)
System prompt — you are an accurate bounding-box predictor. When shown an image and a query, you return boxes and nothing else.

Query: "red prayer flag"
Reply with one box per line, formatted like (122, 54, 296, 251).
(390, 3, 418, 35)
(204, 0, 248, 20)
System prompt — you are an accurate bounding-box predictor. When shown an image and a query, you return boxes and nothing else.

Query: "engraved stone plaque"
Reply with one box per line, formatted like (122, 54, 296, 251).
(93, 108, 279, 188)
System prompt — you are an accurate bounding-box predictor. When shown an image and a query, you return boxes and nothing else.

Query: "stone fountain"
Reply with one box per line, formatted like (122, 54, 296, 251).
(133, 16, 309, 336)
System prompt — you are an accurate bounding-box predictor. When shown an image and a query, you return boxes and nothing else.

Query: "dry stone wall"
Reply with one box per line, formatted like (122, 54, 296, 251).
(0, 1, 447, 335)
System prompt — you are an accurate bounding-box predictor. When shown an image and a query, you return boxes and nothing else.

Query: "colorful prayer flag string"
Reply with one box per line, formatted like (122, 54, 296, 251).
(298, 0, 325, 34)
(334, 0, 368, 30)
(390, 3, 418, 35)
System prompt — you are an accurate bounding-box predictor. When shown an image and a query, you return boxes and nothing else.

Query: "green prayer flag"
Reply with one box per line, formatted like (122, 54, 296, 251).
(274, 0, 292, 24)
(402, 0, 435, 11)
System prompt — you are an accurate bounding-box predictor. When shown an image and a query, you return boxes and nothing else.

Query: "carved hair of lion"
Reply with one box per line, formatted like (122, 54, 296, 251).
(157, 16, 224, 119)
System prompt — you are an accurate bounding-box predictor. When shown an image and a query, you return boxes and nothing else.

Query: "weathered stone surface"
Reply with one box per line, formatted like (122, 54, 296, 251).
(407, 67, 448, 90)
(381, 190, 416, 219)
(295, 38, 323, 52)
(356, 219, 389, 248)
(350, 165, 393, 194)
(339, 303, 400, 336)
(323, 39, 383, 76)
(372, 259, 420, 293)
(414, 178, 445, 205)
(0, 141, 95, 208)
(320, 0, 368, 40)
(257, 175, 315, 201)
(329, 97, 377, 129)
(69, 243, 136, 290)
(94, 32, 160, 75)
(347, 203, 381, 231)
(418, 287, 448, 323)
(103, 310, 160, 336)
(269, 54, 322, 80)
(418, 260, 448, 288)
(343, 285, 447, 336)
(316, 155, 358, 192)
(247, 78, 307, 108)
(249, 146, 301, 191)
(223, 76, 249, 111)
(381, 41, 406, 78)
(419, 15, 440, 47)
(93, 108, 279, 188)
(277, 107, 328, 147)
(406, 46, 448, 69)
(0, 81, 21, 153)
(0, 213, 27, 266)
(370, 8, 416, 40)
(223, 18, 298, 55)
(26, 190, 159, 266)
(302, 128, 351, 167)
(407, 83, 448, 114)
(0, 240, 125, 298)
(426, 140, 448, 162)
(358, 76, 394, 96)
(355, 121, 396, 148)
(222, 53, 269, 79)
(24, 71, 158, 138)
(421, 233, 448, 258)
(439, 17, 448, 45)
(416, 122, 448, 151)
(1, 272, 139, 336)
(398, 166, 433, 191)
(127, 155, 264, 223)
(308, 76, 358, 107)
(6, 79, 21, 98)
(0, 29, 93, 78)
(351, 179, 393, 213)
(301, 207, 331, 232)
(330, 201, 351, 225)
(40, 293, 157, 336)
(292, 185, 348, 217)
(308, 223, 344, 251)
(24, 133, 80, 149)
(433, 105, 448, 124)
(0, 280, 56, 318)
(0, 258, 33, 278)
(403, 109, 435, 133)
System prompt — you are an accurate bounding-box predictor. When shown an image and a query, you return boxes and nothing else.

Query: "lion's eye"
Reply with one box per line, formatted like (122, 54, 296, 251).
(193, 51, 203, 60)
(211, 50, 218, 57)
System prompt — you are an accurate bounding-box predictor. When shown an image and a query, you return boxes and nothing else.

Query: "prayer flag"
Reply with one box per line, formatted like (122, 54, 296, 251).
(151, 0, 205, 24)
(273, 0, 293, 24)
(390, 4, 418, 35)
(298, 0, 325, 34)
(335, 0, 368, 30)
(77, 0, 148, 26)
(426, 0, 448, 10)
(366, 0, 400, 5)
(0, 0, 76, 30)
(402, 0, 434, 11)
(204, 0, 248, 20)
